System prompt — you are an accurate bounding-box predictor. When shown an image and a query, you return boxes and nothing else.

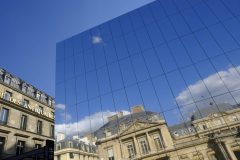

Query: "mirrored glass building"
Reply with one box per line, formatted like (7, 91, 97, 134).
(55, 0, 240, 159)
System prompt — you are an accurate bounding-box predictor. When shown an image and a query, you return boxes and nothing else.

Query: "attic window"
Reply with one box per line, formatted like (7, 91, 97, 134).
(105, 129, 111, 137)
(4, 75, 11, 84)
(173, 131, 179, 137)
(69, 142, 73, 148)
(203, 124, 208, 130)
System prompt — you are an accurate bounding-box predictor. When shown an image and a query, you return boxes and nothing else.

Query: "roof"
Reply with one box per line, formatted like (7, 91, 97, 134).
(169, 103, 239, 137)
(55, 138, 97, 153)
(94, 111, 162, 139)
(191, 103, 237, 120)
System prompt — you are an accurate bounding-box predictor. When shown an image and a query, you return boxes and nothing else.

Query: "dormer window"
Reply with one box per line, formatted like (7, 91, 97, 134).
(173, 131, 179, 137)
(10, 78, 20, 89)
(27, 86, 34, 97)
(48, 98, 52, 106)
(36, 92, 40, 100)
(105, 129, 111, 137)
(4, 75, 11, 84)
(22, 83, 27, 93)
(57, 144, 61, 150)
(69, 142, 73, 148)
(40, 93, 47, 103)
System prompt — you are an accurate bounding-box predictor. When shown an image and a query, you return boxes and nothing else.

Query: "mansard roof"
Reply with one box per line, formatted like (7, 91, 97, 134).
(0, 68, 54, 107)
(94, 111, 162, 139)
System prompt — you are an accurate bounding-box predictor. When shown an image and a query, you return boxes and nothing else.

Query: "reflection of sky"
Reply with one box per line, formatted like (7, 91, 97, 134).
(55, 0, 240, 136)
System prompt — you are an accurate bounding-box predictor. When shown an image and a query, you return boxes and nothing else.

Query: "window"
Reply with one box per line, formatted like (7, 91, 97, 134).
(69, 152, 74, 159)
(16, 141, 25, 155)
(139, 139, 149, 155)
(107, 148, 114, 160)
(36, 92, 40, 100)
(69, 142, 73, 148)
(203, 124, 208, 130)
(4, 75, 11, 84)
(37, 120, 43, 134)
(21, 83, 27, 93)
(57, 155, 60, 160)
(0, 137, 5, 154)
(127, 143, 135, 159)
(57, 144, 61, 150)
(48, 98, 52, 106)
(0, 108, 9, 124)
(50, 125, 54, 138)
(22, 99, 29, 108)
(154, 136, 164, 151)
(105, 129, 111, 137)
(20, 115, 27, 130)
(3, 91, 12, 101)
(39, 106, 43, 114)
(35, 144, 41, 149)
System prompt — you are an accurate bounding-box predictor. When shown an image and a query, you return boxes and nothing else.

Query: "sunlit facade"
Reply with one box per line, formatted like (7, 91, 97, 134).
(0, 68, 55, 159)
(55, 0, 240, 159)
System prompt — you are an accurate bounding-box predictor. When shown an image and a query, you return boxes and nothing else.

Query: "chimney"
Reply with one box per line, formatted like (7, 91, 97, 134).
(107, 111, 124, 122)
(131, 105, 145, 113)
(57, 132, 65, 142)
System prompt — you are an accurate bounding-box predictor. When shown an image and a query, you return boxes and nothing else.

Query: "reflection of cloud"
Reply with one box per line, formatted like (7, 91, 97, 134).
(55, 104, 65, 110)
(56, 110, 130, 136)
(176, 66, 240, 106)
(60, 112, 72, 122)
(92, 36, 103, 44)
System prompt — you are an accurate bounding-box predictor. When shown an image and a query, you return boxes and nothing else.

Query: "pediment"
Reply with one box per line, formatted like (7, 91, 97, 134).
(119, 121, 159, 136)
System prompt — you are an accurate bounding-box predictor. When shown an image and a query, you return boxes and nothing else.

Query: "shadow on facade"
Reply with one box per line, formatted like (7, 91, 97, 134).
(0, 140, 54, 160)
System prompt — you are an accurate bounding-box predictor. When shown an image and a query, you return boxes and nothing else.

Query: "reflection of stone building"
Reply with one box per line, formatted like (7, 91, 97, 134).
(54, 135, 99, 160)
(95, 105, 240, 160)
(0, 68, 55, 159)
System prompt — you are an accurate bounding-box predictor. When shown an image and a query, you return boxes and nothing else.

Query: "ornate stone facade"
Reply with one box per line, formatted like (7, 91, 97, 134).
(0, 68, 55, 159)
(95, 105, 240, 160)
(54, 137, 99, 160)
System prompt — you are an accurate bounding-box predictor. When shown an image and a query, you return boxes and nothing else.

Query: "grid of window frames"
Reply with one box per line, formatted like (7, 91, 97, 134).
(56, 0, 240, 159)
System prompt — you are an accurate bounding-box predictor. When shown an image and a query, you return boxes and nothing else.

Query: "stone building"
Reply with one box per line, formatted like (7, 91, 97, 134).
(95, 105, 240, 160)
(54, 136, 99, 160)
(0, 68, 55, 159)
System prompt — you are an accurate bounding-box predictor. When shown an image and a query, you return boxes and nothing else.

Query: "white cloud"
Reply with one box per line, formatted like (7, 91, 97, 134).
(176, 66, 240, 106)
(55, 104, 65, 110)
(55, 110, 130, 136)
(176, 66, 240, 120)
(60, 112, 72, 122)
(92, 36, 103, 44)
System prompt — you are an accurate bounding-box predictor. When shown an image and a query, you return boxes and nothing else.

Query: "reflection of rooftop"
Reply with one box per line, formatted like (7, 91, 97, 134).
(191, 103, 237, 120)
(169, 103, 240, 138)
(94, 105, 163, 139)
(55, 138, 97, 154)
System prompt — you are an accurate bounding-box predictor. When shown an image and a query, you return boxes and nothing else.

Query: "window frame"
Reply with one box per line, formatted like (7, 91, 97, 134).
(0, 107, 9, 125)
(37, 120, 43, 135)
(20, 115, 28, 130)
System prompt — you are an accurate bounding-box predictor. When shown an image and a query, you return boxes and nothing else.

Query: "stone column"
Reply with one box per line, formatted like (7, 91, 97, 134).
(133, 136, 141, 158)
(224, 143, 238, 160)
(146, 132, 152, 153)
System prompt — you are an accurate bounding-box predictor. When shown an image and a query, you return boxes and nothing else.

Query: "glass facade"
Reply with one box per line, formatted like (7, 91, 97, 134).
(55, 0, 240, 159)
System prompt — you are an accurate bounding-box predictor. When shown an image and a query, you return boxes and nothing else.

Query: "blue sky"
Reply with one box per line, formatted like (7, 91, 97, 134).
(53, 0, 240, 136)
(0, 0, 154, 96)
